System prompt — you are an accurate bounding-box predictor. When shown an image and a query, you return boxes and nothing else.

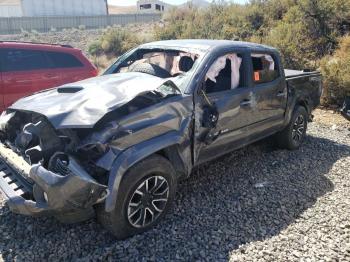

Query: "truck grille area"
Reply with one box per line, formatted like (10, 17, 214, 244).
(0, 157, 33, 200)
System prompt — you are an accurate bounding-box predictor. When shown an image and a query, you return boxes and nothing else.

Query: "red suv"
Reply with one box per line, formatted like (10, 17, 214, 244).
(0, 41, 98, 111)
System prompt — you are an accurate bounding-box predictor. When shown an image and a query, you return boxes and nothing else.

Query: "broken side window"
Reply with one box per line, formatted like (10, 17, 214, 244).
(205, 53, 242, 94)
(119, 50, 197, 77)
(251, 53, 279, 84)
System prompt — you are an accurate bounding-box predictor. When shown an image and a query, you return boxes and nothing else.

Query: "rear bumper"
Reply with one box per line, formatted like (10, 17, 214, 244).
(0, 144, 108, 223)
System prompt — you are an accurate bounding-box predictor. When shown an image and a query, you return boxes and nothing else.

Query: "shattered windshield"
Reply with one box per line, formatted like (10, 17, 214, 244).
(105, 47, 204, 92)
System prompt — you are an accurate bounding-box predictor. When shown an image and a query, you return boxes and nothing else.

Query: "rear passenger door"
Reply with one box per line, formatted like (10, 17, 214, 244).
(45, 51, 89, 85)
(0, 48, 60, 108)
(249, 52, 287, 122)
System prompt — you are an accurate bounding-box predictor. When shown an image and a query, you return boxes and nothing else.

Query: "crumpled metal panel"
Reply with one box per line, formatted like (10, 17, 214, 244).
(29, 158, 108, 211)
(9, 72, 166, 129)
(0, 147, 108, 222)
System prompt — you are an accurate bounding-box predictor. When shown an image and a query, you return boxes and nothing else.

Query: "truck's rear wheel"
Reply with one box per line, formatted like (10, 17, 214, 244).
(97, 154, 177, 239)
(276, 106, 308, 150)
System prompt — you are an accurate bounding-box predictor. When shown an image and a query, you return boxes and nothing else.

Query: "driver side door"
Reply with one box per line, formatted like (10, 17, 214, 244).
(193, 50, 260, 164)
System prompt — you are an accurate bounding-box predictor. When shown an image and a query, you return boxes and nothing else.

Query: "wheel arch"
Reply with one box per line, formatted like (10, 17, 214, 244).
(154, 145, 189, 179)
(296, 99, 310, 114)
(104, 132, 191, 212)
(284, 95, 311, 127)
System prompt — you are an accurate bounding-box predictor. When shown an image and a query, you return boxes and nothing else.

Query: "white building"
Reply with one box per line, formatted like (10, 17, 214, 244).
(0, 0, 22, 17)
(137, 0, 170, 13)
(0, 0, 108, 17)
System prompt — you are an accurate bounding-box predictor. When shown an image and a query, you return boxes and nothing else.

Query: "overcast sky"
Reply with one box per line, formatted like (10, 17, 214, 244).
(108, 0, 248, 6)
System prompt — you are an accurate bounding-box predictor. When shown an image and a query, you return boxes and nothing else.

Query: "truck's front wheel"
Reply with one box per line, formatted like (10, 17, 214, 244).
(97, 154, 177, 239)
(276, 106, 308, 150)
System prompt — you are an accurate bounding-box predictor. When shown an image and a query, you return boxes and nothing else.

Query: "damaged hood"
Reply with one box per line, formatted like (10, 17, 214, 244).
(9, 72, 169, 129)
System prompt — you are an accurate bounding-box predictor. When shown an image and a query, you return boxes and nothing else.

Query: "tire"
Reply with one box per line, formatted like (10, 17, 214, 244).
(129, 62, 171, 78)
(276, 106, 308, 150)
(97, 154, 177, 239)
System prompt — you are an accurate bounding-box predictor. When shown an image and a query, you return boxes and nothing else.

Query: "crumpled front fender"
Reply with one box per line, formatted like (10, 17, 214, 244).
(0, 146, 109, 223)
(30, 159, 108, 212)
(104, 128, 191, 212)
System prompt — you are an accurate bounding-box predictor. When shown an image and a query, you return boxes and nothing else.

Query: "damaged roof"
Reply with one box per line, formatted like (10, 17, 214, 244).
(140, 39, 277, 52)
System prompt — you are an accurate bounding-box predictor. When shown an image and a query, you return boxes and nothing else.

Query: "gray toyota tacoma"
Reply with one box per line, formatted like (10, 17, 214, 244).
(0, 40, 322, 239)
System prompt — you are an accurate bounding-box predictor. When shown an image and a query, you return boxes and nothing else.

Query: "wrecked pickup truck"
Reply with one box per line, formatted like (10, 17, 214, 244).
(0, 40, 322, 239)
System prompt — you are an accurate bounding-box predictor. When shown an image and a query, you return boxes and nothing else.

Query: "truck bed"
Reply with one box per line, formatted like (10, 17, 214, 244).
(284, 69, 320, 79)
(284, 69, 322, 113)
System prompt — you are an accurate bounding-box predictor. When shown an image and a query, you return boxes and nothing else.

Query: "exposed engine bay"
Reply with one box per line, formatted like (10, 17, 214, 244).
(1, 88, 168, 173)
(0, 109, 110, 222)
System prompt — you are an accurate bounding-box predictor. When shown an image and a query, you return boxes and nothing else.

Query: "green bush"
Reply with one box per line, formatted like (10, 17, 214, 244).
(263, 6, 317, 69)
(320, 36, 350, 105)
(88, 28, 141, 57)
(88, 41, 104, 56)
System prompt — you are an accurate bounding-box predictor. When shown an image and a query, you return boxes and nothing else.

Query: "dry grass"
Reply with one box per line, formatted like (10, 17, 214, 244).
(313, 108, 349, 128)
(91, 54, 115, 73)
(108, 5, 137, 14)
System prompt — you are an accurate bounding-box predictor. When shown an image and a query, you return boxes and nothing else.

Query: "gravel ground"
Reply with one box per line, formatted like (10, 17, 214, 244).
(0, 110, 349, 261)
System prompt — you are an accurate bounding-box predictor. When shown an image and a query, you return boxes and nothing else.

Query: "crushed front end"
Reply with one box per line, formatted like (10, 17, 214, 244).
(0, 110, 109, 223)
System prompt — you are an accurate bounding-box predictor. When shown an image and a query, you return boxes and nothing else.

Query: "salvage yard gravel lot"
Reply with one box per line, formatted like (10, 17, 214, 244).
(0, 109, 349, 261)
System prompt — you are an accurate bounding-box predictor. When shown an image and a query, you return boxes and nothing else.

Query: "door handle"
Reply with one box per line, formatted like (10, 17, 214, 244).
(240, 99, 252, 107)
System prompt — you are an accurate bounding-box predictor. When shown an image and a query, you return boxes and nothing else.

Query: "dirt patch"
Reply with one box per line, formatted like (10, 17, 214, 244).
(313, 108, 349, 129)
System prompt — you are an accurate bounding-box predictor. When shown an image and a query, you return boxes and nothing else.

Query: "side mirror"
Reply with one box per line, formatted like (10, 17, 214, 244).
(198, 82, 219, 128)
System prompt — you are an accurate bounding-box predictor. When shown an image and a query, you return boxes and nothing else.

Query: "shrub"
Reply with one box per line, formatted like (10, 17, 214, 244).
(320, 36, 350, 105)
(91, 54, 114, 72)
(88, 40, 104, 56)
(20, 29, 30, 37)
(263, 6, 317, 69)
(88, 28, 141, 57)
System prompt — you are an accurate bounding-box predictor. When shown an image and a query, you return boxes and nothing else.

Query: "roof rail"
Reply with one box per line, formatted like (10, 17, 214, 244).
(0, 41, 73, 48)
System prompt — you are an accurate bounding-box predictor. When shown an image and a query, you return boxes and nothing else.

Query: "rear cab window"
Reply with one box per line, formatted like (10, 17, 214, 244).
(251, 53, 279, 84)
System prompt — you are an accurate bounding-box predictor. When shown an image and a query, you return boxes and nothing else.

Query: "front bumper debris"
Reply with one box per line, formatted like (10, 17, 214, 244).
(0, 143, 108, 223)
